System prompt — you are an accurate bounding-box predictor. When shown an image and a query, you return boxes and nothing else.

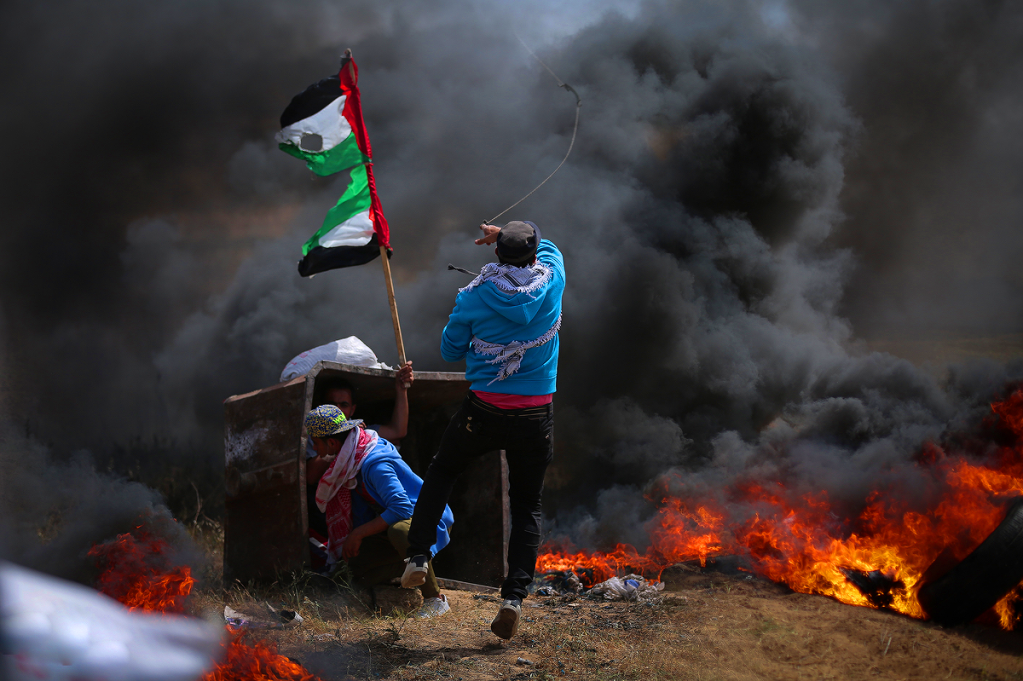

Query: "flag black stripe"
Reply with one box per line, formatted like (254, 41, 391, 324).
(297, 234, 388, 277)
(280, 74, 342, 129)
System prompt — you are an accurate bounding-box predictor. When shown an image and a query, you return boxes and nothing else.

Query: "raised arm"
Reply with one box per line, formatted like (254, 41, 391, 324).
(375, 362, 413, 443)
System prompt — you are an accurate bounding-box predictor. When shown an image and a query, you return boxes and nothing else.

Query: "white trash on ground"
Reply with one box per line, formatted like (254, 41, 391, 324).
(1, 561, 221, 681)
(588, 574, 665, 601)
(223, 604, 302, 629)
(280, 336, 392, 381)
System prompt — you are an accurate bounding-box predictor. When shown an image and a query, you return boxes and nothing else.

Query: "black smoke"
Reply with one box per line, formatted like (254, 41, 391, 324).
(1, 0, 1022, 563)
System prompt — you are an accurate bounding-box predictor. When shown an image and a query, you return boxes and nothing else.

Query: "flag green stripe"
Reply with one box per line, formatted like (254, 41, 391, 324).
(303, 164, 373, 255)
(278, 133, 370, 178)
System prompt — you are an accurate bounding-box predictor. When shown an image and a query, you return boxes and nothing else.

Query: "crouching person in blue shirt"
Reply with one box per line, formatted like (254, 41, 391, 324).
(305, 404, 454, 617)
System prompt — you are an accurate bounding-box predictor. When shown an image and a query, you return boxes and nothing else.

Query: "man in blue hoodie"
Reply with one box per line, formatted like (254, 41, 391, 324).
(403, 221, 564, 640)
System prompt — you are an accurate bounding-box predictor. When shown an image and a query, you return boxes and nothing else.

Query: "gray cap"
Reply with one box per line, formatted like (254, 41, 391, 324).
(496, 221, 541, 265)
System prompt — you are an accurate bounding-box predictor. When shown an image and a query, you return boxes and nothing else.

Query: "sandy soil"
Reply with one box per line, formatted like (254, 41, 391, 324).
(210, 568, 1023, 681)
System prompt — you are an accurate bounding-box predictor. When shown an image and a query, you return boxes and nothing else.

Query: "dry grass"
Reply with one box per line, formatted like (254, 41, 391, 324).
(185, 526, 1023, 681)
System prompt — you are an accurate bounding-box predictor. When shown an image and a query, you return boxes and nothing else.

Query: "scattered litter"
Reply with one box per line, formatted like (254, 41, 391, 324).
(588, 574, 665, 601)
(517, 657, 534, 666)
(564, 571, 583, 593)
(223, 604, 303, 629)
(265, 602, 303, 626)
(224, 605, 251, 628)
(534, 569, 585, 594)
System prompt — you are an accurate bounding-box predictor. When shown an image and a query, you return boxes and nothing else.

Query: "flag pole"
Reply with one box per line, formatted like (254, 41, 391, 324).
(379, 244, 407, 367)
(343, 49, 407, 371)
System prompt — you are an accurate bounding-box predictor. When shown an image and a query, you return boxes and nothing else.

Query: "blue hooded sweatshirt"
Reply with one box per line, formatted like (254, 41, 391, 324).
(441, 238, 565, 395)
(352, 436, 454, 556)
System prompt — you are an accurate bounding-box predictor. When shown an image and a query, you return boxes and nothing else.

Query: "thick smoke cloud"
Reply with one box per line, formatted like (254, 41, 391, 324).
(0, 416, 199, 582)
(1, 0, 1022, 563)
(809, 0, 1023, 337)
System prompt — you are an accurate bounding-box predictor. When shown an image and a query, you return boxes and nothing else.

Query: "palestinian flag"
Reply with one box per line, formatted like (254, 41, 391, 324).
(277, 55, 391, 277)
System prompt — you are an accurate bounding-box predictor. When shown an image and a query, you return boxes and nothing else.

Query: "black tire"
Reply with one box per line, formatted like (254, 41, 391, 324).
(918, 498, 1023, 626)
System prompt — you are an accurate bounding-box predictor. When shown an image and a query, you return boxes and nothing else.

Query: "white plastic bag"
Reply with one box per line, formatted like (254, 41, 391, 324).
(280, 336, 392, 381)
(1, 561, 221, 681)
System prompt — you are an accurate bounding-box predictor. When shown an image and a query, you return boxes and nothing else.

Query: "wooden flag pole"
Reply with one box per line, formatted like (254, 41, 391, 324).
(379, 245, 408, 368)
(345, 48, 407, 374)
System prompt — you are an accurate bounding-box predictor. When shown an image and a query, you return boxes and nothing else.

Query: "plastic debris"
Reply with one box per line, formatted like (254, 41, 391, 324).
(564, 571, 584, 593)
(223, 604, 303, 629)
(265, 602, 303, 626)
(517, 657, 534, 665)
(534, 569, 586, 595)
(1, 561, 221, 681)
(588, 574, 665, 601)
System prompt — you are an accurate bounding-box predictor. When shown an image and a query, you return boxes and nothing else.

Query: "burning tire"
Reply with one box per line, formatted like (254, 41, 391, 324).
(918, 498, 1023, 626)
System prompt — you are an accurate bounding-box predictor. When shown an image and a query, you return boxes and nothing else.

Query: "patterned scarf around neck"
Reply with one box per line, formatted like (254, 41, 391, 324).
(459, 261, 552, 299)
(314, 427, 379, 564)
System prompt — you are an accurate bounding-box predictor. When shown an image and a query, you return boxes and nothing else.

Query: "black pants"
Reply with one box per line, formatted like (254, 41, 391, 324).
(408, 391, 554, 602)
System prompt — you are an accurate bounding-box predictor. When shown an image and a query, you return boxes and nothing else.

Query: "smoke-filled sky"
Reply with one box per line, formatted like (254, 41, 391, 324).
(2, 0, 1023, 568)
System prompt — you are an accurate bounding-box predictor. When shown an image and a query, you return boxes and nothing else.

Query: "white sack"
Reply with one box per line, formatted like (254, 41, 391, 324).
(280, 336, 391, 382)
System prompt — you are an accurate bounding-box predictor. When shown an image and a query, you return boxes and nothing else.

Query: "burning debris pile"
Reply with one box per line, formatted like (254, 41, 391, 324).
(91, 525, 320, 681)
(539, 387, 1023, 628)
(533, 569, 665, 602)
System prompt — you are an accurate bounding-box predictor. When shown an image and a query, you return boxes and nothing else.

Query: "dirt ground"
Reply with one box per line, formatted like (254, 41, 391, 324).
(197, 567, 1023, 681)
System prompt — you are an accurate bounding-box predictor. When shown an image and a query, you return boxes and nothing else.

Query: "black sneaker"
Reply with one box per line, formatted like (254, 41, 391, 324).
(490, 599, 522, 640)
(401, 555, 428, 588)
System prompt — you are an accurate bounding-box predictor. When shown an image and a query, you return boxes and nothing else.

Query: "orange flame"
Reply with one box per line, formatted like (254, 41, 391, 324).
(89, 530, 195, 613)
(91, 526, 322, 681)
(204, 631, 319, 681)
(538, 387, 1023, 627)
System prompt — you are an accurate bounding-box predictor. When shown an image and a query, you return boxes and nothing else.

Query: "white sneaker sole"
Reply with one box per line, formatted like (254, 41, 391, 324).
(401, 558, 428, 589)
(418, 596, 450, 618)
(401, 571, 426, 588)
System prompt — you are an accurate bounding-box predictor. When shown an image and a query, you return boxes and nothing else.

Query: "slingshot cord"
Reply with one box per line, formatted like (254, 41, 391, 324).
(447, 264, 478, 276)
(483, 35, 582, 226)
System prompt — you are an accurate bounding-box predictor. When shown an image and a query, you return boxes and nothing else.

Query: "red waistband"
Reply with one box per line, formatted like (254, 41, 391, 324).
(472, 390, 553, 409)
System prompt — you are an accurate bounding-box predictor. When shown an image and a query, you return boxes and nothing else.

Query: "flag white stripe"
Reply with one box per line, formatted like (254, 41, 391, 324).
(274, 95, 352, 153)
(319, 210, 374, 248)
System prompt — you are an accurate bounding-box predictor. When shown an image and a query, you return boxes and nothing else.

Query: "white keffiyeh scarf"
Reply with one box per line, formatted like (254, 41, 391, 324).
(470, 314, 562, 384)
(459, 262, 553, 299)
(314, 427, 379, 564)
